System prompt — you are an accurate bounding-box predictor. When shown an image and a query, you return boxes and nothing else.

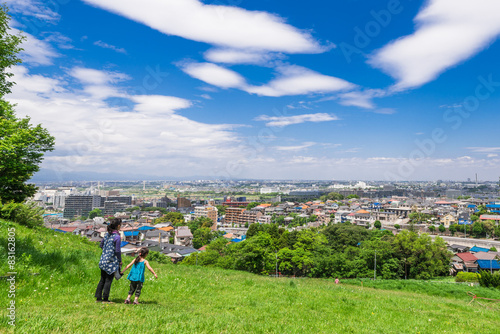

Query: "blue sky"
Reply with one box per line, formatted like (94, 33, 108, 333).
(6, 0, 500, 181)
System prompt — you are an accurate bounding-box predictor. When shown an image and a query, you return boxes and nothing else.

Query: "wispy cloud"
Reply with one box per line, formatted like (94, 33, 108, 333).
(8, 65, 244, 176)
(204, 48, 283, 65)
(255, 113, 339, 127)
(275, 142, 316, 151)
(5, 0, 60, 23)
(246, 65, 355, 97)
(337, 89, 386, 109)
(182, 62, 355, 97)
(180, 62, 247, 89)
(94, 40, 127, 54)
(369, 0, 500, 91)
(42, 32, 74, 50)
(466, 147, 500, 153)
(82, 0, 325, 54)
(15, 29, 59, 66)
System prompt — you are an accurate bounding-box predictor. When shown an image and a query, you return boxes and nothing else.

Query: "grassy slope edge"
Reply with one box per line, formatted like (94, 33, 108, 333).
(1, 219, 499, 334)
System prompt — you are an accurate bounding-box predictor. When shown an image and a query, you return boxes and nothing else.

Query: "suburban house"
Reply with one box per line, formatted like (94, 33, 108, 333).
(174, 226, 193, 246)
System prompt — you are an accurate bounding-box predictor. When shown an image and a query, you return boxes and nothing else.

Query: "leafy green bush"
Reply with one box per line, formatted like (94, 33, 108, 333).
(478, 270, 500, 288)
(148, 251, 172, 264)
(455, 272, 480, 282)
(0, 200, 44, 228)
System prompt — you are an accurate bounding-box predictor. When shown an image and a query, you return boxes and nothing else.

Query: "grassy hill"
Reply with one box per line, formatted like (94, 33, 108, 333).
(1, 220, 500, 334)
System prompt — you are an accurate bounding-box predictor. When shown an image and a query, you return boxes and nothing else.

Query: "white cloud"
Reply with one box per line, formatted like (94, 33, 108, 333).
(466, 147, 500, 153)
(337, 89, 387, 109)
(204, 48, 282, 65)
(199, 94, 212, 100)
(275, 142, 316, 151)
(16, 29, 59, 66)
(82, 0, 324, 53)
(255, 113, 339, 127)
(8, 65, 244, 176)
(69, 67, 130, 85)
(42, 32, 74, 50)
(94, 40, 127, 54)
(132, 95, 191, 115)
(369, 0, 500, 91)
(5, 0, 60, 23)
(246, 65, 355, 97)
(373, 108, 396, 115)
(180, 62, 247, 89)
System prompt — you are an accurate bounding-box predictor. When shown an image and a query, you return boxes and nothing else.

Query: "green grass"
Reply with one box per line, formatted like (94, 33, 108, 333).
(1, 219, 500, 333)
(341, 277, 500, 302)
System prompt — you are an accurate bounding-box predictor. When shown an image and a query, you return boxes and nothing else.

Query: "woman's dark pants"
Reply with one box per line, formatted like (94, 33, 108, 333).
(95, 269, 114, 301)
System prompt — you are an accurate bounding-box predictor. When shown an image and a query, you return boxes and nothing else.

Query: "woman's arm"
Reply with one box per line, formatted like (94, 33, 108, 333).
(113, 233, 122, 265)
(145, 260, 158, 278)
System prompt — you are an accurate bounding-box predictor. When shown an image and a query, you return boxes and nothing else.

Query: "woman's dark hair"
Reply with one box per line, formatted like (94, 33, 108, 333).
(134, 247, 149, 264)
(107, 218, 122, 234)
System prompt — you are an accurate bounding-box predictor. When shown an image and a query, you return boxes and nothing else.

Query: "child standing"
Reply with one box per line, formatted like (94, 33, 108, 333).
(121, 248, 157, 305)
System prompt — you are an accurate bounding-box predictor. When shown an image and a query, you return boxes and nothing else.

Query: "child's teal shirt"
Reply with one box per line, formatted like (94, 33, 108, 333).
(127, 261, 145, 282)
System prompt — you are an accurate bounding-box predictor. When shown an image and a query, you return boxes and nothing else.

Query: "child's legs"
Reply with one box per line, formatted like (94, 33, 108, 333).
(134, 282, 144, 299)
(128, 281, 139, 297)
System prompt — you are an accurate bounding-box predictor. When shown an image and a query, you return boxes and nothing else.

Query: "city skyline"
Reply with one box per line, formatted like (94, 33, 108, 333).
(6, 0, 500, 181)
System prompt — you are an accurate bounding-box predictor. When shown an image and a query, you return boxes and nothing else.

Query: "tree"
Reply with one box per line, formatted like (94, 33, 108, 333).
(0, 6, 23, 96)
(438, 225, 446, 233)
(155, 212, 184, 225)
(247, 223, 262, 238)
(88, 208, 102, 219)
(320, 192, 344, 202)
(246, 202, 260, 210)
(0, 8, 55, 203)
(472, 221, 484, 237)
(448, 224, 457, 236)
(192, 227, 219, 249)
(188, 216, 213, 234)
(215, 205, 226, 216)
(374, 220, 382, 229)
(347, 194, 360, 200)
(483, 220, 495, 237)
(394, 224, 400, 230)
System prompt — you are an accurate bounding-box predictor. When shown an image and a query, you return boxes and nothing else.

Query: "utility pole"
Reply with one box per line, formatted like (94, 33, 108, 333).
(275, 250, 278, 278)
(404, 257, 407, 280)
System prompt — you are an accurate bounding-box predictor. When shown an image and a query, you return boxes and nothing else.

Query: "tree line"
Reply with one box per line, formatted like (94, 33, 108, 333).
(181, 222, 452, 280)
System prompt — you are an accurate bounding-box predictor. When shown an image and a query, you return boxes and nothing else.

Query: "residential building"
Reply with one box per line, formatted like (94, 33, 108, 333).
(174, 226, 193, 247)
(194, 205, 218, 229)
(440, 213, 457, 228)
(63, 195, 101, 218)
(177, 196, 191, 209)
(102, 200, 127, 216)
(225, 207, 245, 225)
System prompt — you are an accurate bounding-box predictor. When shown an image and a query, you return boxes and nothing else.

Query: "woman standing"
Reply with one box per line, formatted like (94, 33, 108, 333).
(95, 218, 122, 303)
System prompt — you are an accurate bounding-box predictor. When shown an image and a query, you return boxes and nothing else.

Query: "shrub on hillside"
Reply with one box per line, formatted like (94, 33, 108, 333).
(455, 272, 480, 282)
(0, 201, 43, 228)
(147, 251, 172, 264)
(478, 270, 500, 288)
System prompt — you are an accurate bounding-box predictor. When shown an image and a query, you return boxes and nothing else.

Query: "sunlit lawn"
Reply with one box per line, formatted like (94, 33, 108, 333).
(1, 220, 499, 333)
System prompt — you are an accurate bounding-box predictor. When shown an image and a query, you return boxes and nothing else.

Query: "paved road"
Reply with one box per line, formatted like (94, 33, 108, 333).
(429, 235, 500, 248)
